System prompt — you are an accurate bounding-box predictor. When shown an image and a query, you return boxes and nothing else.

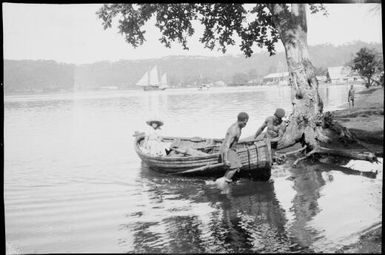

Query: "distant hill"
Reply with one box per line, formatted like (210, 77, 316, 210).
(4, 41, 382, 94)
(4, 60, 75, 93)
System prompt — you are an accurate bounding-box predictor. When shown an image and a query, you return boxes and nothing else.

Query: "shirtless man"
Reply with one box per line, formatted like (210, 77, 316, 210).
(216, 112, 249, 185)
(254, 108, 286, 147)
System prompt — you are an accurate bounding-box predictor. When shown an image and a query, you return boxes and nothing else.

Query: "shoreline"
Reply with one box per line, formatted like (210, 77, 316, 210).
(277, 86, 383, 253)
(332, 86, 384, 155)
(329, 86, 383, 253)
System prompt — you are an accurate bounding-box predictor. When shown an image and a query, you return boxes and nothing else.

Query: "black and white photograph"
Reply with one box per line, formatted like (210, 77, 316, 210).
(3, 2, 383, 254)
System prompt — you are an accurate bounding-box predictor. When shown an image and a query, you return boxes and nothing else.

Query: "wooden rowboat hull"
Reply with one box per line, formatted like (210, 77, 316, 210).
(135, 135, 272, 179)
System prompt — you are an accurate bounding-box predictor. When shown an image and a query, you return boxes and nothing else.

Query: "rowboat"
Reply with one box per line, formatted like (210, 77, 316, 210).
(134, 135, 273, 180)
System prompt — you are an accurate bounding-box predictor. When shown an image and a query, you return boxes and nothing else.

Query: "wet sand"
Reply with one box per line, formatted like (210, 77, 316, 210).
(329, 86, 383, 253)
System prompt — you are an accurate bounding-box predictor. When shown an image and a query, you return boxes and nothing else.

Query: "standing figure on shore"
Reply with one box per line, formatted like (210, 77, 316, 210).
(215, 112, 249, 188)
(254, 108, 287, 148)
(348, 85, 355, 108)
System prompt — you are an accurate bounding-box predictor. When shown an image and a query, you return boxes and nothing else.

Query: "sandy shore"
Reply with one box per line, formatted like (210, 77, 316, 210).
(336, 224, 382, 253)
(332, 86, 383, 254)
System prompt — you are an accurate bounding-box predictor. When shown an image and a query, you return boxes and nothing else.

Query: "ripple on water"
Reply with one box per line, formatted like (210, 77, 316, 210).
(5, 86, 381, 253)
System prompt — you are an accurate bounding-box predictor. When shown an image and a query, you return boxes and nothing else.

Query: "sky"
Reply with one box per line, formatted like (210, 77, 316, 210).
(2, 3, 383, 64)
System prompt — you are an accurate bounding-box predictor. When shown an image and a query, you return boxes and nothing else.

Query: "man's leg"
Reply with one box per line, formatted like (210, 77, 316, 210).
(223, 149, 242, 182)
(215, 167, 238, 194)
(224, 168, 239, 183)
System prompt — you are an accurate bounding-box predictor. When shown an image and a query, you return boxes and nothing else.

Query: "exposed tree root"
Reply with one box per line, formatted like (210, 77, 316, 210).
(322, 111, 357, 144)
(290, 146, 378, 167)
(275, 110, 379, 167)
(293, 148, 317, 167)
(317, 146, 378, 162)
(274, 145, 307, 164)
(283, 145, 308, 156)
(322, 112, 379, 158)
(314, 126, 330, 143)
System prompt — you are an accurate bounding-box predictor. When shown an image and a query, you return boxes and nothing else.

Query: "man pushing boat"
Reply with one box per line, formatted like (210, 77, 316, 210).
(254, 108, 287, 148)
(215, 112, 249, 187)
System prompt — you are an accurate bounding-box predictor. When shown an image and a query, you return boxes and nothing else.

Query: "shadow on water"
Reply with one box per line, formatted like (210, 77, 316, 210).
(119, 156, 382, 253)
(273, 157, 381, 252)
(280, 162, 326, 248)
(118, 164, 317, 253)
(317, 156, 379, 179)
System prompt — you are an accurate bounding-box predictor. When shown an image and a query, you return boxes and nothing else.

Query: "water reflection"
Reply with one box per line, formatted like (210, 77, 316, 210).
(4, 85, 380, 253)
(285, 164, 325, 248)
(118, 167, 313, 253)
(118, 155, 382, 253)
(274, 159, 381, 253)
(202, 181, 296, 253)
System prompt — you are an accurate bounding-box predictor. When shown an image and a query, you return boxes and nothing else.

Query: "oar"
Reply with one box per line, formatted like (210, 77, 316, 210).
(177, 163, 225, 174)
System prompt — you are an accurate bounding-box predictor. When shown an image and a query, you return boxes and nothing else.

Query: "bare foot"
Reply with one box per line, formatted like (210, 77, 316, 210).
(215, 177, 231, 194)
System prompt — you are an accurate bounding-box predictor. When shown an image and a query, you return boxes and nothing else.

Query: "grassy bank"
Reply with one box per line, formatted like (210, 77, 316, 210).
(333, 87, 384, 155)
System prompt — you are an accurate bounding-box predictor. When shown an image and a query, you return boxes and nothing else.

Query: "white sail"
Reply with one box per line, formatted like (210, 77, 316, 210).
(148, 66, 160, 86)
(136, 66, 167, 90)
(159, 73, 168, 89)
(136, 71, 149, 86)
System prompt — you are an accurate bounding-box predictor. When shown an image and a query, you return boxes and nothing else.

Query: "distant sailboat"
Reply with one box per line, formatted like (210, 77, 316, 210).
(136, 66, 168, 91)
(159, 73, 169, 90)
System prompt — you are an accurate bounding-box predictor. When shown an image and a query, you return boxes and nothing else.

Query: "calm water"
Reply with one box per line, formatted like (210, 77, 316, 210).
(4, 85, 382, 253)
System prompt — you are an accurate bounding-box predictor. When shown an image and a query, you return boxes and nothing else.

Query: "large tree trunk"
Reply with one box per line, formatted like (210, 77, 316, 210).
(266, 4, 377, 164)
(268, 4, 326, 150)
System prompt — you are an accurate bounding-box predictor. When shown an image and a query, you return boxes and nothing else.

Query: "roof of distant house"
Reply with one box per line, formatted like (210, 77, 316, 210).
(316, 75, 327, 80)
(263, 72, 289, 79)
(327, 66, 354, 80)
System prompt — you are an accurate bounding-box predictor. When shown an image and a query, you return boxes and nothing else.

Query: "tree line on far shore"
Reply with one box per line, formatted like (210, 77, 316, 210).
(4, 41, 383, 94)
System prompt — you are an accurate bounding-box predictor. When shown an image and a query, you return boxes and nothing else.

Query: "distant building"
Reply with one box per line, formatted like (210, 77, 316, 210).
(100, 86, 119, 90)
(247, 78, 262, 86)
(263, 72, 289, 85)
(316, 75, 327, 83)
(326, 66, 362, 84)
(213, 80, 226, 87)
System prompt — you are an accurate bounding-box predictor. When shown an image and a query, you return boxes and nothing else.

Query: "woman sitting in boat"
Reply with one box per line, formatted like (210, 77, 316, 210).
(142, 120, 171, 156)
